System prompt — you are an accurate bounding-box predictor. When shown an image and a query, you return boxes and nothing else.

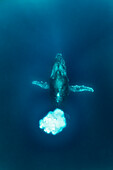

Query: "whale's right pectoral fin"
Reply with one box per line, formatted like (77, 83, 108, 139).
(69, 85, 94, 93)
(32, 81, 49, 89)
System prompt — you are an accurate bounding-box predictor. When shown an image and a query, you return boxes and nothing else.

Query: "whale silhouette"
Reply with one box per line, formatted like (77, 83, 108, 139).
(32, 53, 94, 106)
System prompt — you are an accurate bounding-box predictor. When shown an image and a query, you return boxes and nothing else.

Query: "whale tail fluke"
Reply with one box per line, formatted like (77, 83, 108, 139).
(69, 85, 94, 93)
(32, 81, 49, 89)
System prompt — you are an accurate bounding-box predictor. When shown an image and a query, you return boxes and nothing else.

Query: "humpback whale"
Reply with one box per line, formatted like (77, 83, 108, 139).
(32, 53, 94, 106)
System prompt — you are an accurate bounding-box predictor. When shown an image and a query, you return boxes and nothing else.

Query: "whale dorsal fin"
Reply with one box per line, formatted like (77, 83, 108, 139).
(32, 81, 49, 89)
(69, 85, 94, 92)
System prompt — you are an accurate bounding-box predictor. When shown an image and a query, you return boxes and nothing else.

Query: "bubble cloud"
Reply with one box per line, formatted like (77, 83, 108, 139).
(39, 108, 66, 135)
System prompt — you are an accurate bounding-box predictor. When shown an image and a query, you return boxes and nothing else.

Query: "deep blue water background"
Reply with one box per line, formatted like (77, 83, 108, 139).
(0, 0, 113, 169)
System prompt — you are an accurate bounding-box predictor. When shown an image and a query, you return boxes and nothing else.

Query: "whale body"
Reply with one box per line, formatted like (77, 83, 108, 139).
(32, 53, 94, 106)
(49, 53, 69, 105)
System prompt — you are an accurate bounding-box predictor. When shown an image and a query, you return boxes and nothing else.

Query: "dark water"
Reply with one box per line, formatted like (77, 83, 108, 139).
(0, 0, 113, 169)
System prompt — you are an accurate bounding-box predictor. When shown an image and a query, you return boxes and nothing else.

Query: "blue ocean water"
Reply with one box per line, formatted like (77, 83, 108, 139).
(0, 0, 113, 169)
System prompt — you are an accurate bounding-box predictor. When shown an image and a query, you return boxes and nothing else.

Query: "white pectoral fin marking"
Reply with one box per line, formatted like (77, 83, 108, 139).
(32, 81, 49, 89)
(69, 85, 94, 92)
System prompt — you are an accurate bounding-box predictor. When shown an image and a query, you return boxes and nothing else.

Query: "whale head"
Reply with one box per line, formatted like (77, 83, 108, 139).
(50, 53, 67, 79)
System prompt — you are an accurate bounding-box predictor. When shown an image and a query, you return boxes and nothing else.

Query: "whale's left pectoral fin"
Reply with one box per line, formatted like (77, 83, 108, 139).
(32, 81, 49, 89)
(69, 85, 94, 93)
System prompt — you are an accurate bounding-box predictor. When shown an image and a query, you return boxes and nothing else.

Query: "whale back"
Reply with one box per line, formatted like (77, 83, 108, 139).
(50, 53, 69, 105)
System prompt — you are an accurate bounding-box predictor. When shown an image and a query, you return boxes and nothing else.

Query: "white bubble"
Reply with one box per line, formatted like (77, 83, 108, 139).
(39, 108, 66, 135)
